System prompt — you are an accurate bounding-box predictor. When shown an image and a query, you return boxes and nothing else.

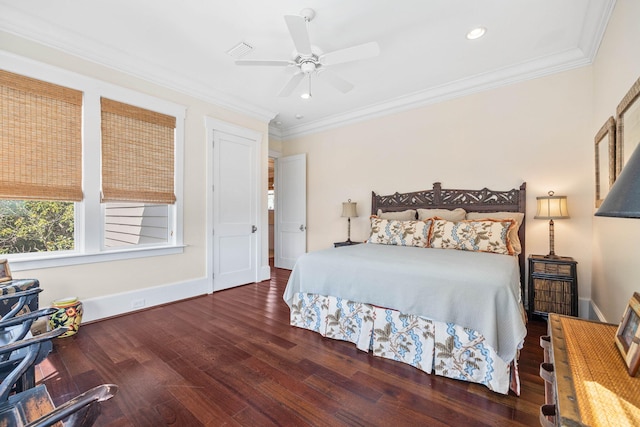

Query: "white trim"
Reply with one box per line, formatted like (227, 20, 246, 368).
(268, 149, 282, 158)
(578, 0, 617, 60)
(590, 299, 608, 323)
(81, 275, 208, 323)
(278, 47, 591, 139)
(0, 5, 277, 123)
(9, 245, 185, 272)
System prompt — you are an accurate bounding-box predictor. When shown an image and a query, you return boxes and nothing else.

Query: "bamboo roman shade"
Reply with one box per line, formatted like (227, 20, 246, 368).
(100, 98, 176, 204)
(0, 69, 83, 201)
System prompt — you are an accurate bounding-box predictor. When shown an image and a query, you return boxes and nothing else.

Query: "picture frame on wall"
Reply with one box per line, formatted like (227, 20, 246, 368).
(594, 116, 616, 207)
(0, 259, 11, 283)
(615, 292, 640, 376)
(616, 76, 640, 176)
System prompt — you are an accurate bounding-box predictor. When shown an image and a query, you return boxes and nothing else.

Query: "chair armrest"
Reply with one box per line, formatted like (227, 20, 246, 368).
(0, 288, 43, 321)
(25, 384, 118, 427)
(0, 308, 57, 329)
(0, 288, 42, 302)
(0, 328, 66, 357)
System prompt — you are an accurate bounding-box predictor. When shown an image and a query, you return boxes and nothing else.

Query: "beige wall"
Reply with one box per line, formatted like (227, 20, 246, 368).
(282, 65, 595, 315)
(1, 32, 270, 309)
(591, 0, 640, 322)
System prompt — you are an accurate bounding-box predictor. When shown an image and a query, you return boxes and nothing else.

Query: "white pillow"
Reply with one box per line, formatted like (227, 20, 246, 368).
(376, 209, 417, 220)
(417, 208, 466, 221)
(465, 211, 524, 255)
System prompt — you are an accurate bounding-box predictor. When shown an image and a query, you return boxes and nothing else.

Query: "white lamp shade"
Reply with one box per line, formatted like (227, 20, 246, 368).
(341, 200, 358, 218)
(535, 193, 569, 219)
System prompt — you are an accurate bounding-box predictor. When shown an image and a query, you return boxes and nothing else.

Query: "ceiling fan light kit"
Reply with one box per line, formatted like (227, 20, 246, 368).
(466, 26, 487, 40)
(234, 7, 380, 99)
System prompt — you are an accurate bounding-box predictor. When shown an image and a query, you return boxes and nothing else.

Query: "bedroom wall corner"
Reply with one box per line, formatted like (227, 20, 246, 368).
(591, 0, 640, 323)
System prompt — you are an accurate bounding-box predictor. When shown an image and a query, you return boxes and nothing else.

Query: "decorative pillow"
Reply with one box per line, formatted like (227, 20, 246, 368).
(376, 209, 417, 220)
(417, 208, 466, 221)
(466, 212, 524, 255)
(429, 219, 516, 255)
(368, 217, 432, 247)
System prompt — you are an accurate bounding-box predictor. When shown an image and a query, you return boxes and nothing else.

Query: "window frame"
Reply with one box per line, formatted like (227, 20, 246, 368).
(1, 52, 185, 272)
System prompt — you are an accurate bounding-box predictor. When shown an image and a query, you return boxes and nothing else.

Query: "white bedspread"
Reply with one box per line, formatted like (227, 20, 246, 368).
(283, 243, 527, 362)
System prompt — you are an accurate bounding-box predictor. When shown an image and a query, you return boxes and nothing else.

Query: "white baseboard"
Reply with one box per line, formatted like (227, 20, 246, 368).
(81, 276, 210, 323)
(589, 300, 608, 323)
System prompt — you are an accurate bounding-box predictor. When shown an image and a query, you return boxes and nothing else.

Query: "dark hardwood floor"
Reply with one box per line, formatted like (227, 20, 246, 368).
(35, 266, 546, 426)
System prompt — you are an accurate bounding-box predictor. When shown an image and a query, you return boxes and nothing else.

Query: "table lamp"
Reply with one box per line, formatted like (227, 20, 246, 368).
(341, 199, 358, 243)
(535, 191, 570, 258)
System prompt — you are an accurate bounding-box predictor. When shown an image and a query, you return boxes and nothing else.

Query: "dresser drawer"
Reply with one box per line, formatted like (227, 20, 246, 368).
(532, 262, 572, 277)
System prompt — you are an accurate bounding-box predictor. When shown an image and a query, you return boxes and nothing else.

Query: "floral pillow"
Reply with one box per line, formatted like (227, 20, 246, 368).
(429, 219, 516, 255)
(368, 217, 432, 247)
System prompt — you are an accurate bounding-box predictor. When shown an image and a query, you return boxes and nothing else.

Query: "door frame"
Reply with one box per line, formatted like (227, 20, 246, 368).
(205, 117, 266, 293)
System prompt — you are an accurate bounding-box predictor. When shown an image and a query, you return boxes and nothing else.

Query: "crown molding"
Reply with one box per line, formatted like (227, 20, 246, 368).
(578, 0, 616, 61)
(277, 47, 592, 140)
(1, 1, 614, 139)
(0, 7, 277, 124)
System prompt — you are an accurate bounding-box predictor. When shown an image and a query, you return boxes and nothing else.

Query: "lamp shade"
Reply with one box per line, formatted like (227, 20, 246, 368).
(596, 142, 640, 218)
(341, 199, 358, 218)
(535, 192, 569, 219)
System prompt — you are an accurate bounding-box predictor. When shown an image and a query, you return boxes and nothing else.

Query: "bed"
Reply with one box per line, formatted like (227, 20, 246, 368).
(283, 182, 527, 395)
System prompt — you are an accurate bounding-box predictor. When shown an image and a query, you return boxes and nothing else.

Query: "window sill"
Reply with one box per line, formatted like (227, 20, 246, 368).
(7, 245, 186, 272)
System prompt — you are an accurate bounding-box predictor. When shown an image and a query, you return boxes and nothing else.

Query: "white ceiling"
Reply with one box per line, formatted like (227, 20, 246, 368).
(0, 0, 615, 139)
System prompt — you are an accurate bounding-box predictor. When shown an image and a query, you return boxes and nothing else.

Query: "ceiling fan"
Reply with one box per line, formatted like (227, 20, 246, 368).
(235, 8, 380, 98)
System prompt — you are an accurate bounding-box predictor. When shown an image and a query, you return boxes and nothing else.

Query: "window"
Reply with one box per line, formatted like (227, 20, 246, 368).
(104, 203, 169, 248)
(0, 57, 184, 268)
(0, 69, 82, 255)
(100, 98, 177, 249)
(0, 200, 74, 254)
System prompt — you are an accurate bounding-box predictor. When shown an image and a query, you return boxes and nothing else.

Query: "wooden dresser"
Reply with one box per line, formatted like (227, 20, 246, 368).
(540, 314, 640, 426)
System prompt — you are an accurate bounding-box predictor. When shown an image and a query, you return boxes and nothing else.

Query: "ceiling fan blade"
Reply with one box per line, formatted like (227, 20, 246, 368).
(235, 60, 293, 67)
(320, 69, 354, 94)
(284, 15, 312, 56)
(321, 41, 380, 66)
(278, 72, 305, 97)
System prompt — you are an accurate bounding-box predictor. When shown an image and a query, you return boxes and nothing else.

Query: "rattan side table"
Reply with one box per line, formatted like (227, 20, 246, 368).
(528, 255, 578, 317)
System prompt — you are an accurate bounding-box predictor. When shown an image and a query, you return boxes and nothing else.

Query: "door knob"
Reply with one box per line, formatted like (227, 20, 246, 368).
(251, 225, 257, 233)
(299, 224, 306, 231)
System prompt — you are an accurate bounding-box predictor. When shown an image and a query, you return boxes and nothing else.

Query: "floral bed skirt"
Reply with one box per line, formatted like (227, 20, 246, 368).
(289, 292, 520, 395)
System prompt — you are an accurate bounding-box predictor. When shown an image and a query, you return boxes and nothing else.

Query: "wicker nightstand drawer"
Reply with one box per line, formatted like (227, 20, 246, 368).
(532, 262, 572, 277)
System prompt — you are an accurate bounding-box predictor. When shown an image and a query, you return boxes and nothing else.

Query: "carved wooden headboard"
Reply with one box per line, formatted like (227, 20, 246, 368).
(371, 182, 527, 291)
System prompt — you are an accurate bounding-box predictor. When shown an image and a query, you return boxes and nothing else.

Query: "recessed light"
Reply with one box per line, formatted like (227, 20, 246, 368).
(300, 93, 312, 99)
(466, 27, 486, 40)
(295, 114, 304, 119)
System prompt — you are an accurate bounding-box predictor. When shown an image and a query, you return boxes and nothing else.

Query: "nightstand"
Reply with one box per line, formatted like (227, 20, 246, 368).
(334, 241, 362, 248)
(528, 255, 578, 317)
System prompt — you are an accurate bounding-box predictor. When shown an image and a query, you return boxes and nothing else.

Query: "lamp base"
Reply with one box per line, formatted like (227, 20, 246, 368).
(544, 253, 561, 259)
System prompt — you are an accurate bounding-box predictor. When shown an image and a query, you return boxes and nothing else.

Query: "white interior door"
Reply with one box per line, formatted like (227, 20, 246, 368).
(275, 153, 306, 270)
(213, 130, 258, 290)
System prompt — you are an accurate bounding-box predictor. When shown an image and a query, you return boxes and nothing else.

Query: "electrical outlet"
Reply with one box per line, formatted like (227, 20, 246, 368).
(131, 298, 145, 309)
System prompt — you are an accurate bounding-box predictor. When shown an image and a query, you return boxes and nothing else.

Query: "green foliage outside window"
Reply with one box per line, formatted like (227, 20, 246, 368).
(0, 200, 74, 254)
